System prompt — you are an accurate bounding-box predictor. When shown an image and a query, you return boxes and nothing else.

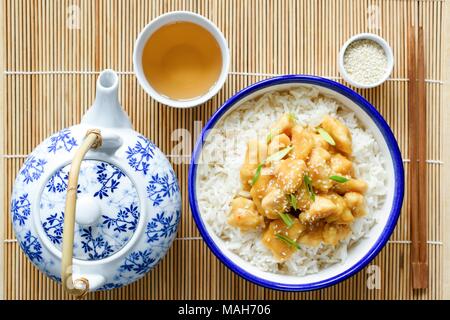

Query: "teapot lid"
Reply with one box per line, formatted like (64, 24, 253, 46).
(39, 160, 140, 260)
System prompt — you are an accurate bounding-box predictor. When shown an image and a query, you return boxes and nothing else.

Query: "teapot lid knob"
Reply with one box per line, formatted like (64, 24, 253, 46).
(75, 195, 102, 226)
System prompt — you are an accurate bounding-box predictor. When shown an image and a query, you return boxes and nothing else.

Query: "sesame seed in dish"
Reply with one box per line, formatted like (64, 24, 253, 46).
(343, 39, 388, 86)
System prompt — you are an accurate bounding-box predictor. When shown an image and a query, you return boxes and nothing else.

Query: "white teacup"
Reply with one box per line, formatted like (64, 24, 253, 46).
(133, 11, 230, 108)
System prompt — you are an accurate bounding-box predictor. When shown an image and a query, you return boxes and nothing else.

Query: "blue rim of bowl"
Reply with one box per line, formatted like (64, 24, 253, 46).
(188, 75, 404, 291)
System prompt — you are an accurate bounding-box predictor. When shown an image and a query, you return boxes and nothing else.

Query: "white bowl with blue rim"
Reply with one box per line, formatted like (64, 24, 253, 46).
(11, 70, 181, 294)
(188, 75, 404, 291)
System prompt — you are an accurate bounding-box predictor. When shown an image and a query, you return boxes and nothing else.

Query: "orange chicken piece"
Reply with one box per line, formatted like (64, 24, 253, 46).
(322, 224, 351, 245)
(261, 188, 289, 219)
(291, 126, 314, 160)
(320, 116, 352, 155)
(294, 183, 313, 212)
(269, 114, 296, 137)
(274, 158, 307, 194)
(300, 195, 338, 224)
(344, 192, 366, 217)
(240, 140, 268, 190)
(250, 174, 274, 215)
(330, 153, 353, 176)
(228, 197, 264, 231)
(322, 193, 354, 224)
(312, 132, 331, 150)
(262, 218, 305, 261)
(268, 134, 291, 156)
(298, 228, 323, 247)
(333, 179, 368, 195)
(308, 147, 333, 192)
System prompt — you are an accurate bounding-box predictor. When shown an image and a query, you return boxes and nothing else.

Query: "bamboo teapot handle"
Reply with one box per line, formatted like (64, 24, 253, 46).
(61, 129, 102, 299)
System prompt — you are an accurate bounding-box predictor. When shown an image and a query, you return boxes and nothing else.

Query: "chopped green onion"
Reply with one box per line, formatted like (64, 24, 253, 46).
(330, 175, 350, 183)
(275, 234, 301, 250)
(288, 113, 298, 122)
(317, 127, 336, 146)
(303, 175, 316, 201)
(278, 212, 294, 228)
(251, 146, 293, 186)
(289, 194, 298, 211)
(266, 132, 273, 143)
(251, 164, 263, 186)
(265, 146, 293, 163)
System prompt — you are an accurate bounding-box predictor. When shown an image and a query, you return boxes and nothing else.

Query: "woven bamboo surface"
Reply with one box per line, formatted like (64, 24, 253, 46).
(0, 0, 449, 300)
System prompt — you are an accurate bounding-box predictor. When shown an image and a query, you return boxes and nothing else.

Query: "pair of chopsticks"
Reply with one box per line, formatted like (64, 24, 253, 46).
(407, 24, 428, 289)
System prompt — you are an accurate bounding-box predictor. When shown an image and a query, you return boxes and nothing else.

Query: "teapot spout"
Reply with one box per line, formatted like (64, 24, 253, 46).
(81, 69, 132, 129)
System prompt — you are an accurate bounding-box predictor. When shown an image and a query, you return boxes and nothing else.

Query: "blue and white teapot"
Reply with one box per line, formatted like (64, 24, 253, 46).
(10, 70, 181, 297)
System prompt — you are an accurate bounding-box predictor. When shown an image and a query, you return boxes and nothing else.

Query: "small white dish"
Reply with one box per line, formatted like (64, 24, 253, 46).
(133, 11, 230, 108)
(339, 33, 394, 89)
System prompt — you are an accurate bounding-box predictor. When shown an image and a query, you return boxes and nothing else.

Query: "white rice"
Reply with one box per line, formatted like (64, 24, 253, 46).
(196, 86, 387, 275)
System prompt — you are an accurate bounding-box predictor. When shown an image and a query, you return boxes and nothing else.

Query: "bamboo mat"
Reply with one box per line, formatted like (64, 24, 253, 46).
(0, 0, 448, 300)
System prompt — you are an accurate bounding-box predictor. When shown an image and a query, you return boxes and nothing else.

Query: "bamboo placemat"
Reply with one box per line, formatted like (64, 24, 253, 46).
(1, 0, 448, 300)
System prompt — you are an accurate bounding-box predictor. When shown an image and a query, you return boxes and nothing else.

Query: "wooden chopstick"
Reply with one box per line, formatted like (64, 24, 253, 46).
(407, 24, 420, 288)
(409, 24, 428, 289)
(415, 25, 428, 289)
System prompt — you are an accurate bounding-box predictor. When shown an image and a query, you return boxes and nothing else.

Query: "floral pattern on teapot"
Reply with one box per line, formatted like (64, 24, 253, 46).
(39, 160, 141, 261)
